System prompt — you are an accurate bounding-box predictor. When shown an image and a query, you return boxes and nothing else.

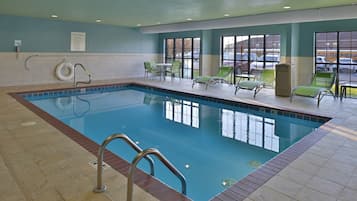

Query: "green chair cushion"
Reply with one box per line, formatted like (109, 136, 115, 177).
(238, 80, 263, 90)
(293, 86, 324, 97)
(194, 76, 211, 84)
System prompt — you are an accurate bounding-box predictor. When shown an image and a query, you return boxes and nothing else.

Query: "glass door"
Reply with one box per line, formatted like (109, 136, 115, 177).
(193, 38, 201, 78)
(339, 32, 357, 98)
(315, 32, 357, 98)
(183, 38, 193, 79)
(166, 39, 174, 63)
(235, 36, 249, 74)
(164, 37, 201, 79)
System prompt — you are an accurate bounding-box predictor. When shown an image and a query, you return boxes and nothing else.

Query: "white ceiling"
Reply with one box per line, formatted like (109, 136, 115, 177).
(0, 0, 356, 28)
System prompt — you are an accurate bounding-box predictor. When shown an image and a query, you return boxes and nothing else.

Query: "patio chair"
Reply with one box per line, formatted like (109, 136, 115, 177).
(144, 62, 160, 79)
(167, 61, 182, 79)
(290, 72, 335, 107)
(235, 69, 275, 98)
(192, 66, 233, 89)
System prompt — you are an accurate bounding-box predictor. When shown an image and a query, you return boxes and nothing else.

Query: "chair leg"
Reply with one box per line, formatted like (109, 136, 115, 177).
(290, 90, 295, 103)
(171, 73, 176, 81)
(317, 92, 322, 107)
(253, 86, 262, 98)
(234, 86, 239, 95)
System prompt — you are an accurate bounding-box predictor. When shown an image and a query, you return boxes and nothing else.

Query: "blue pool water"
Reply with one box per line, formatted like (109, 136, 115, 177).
(24, 85, 323, 201)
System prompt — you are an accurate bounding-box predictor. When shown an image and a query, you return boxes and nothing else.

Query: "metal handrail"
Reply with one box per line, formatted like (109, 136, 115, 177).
(127, 148, 187, 201)
(93, 134, 155, 193)
(74, 63, 92, 87)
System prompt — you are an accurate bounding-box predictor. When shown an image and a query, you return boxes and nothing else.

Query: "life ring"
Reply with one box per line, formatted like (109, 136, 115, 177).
(55, 96, 73, 110)
(55, 62, 74, 81)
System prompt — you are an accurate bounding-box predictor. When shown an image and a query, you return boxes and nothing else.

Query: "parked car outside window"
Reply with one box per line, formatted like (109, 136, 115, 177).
(315, 56, 330, 72)
(329, 58, 357, 73)
(251, 54, 280, 69)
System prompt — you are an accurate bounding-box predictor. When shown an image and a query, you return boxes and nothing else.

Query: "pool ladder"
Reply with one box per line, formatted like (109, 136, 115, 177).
(73, 63, 92, 87)
(93, 134, 187, 201)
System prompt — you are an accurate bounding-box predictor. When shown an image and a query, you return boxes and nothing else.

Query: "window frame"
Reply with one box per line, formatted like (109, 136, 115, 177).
(314, 31, 357, 96)
(221, 34, 281, 84)
(164, 37, 201, 79)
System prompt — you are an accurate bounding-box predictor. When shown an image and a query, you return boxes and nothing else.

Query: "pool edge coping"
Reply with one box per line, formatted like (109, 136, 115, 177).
(8, 81, 332, 201)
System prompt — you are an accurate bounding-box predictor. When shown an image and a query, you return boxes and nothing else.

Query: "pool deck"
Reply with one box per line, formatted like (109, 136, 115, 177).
(0, 77, 356, 201)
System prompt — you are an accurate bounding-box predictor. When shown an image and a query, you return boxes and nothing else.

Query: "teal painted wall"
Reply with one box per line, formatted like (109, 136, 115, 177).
(3, 15, 357, 56)
(0, 15, 158, 53)
(291, 23, 300, 58)
(201, 30, 213, 55)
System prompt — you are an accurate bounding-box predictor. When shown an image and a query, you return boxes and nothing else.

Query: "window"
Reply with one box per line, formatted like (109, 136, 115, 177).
(164, 37, 201, 79)
(315, 32, 357, 97)
(315, 32, 338, 72)
(221, 35, 280, 83)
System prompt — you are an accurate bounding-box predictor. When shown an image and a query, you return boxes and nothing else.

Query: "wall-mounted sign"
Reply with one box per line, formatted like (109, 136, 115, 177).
(71, 32, 86, 51)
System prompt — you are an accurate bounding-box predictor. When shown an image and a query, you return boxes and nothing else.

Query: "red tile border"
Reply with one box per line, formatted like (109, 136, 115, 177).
(9, 83, 331, 201)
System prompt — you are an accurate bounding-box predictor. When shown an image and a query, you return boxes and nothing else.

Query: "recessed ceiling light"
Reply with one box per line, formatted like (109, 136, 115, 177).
(224, 14, 230, 17)
(186, 18, 192, 21)
(95, 19, 102, 23)
(156, 22, 161, 25)
(136, 24, 141, 26)
(283, 6, 291, 9)
(50, 14, 58, 18)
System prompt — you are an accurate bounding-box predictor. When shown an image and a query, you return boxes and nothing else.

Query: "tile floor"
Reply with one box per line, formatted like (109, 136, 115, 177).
(0, 77, 356, 201)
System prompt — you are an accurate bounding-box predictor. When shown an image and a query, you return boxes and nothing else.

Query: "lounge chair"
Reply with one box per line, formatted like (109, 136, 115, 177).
(192, 66, 233, 89)
(144, 62, 160, 79)
(290, 72, 335, 107)
(235, 69, 275, 98)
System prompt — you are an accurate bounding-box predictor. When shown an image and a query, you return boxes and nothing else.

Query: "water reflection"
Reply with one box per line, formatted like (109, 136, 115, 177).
(221, 109, 279, 152)
(54, 96, 91, 117)
(165, 100, 199, 128)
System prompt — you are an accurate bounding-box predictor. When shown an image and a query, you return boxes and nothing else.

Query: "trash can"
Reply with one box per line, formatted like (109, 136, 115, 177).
(275, 63, 291, 97)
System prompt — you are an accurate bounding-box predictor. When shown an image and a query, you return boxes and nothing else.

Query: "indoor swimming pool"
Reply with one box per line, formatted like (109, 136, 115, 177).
(21, 84, 326, 201)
